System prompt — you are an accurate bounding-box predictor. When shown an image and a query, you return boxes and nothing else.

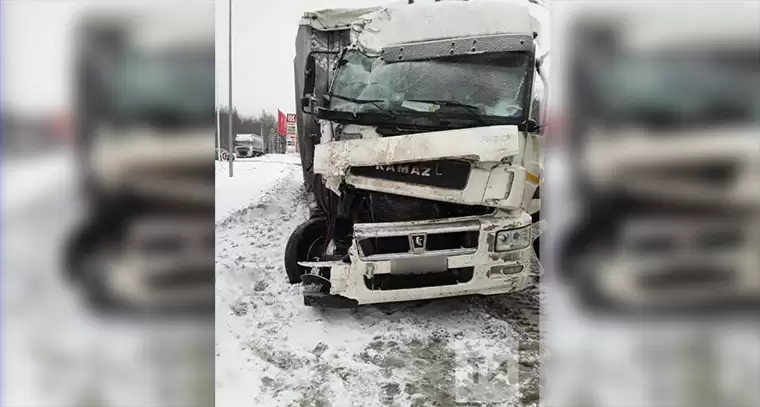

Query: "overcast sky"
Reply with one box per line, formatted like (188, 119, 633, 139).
(1, 0, 395, 117)
(216, 0, 397, 116)
(2, 0, 545, 117)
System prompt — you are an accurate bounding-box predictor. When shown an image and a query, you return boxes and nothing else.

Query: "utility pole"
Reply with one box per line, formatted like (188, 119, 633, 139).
(260, 120, 264, 155)
(227, 0, 234, 177)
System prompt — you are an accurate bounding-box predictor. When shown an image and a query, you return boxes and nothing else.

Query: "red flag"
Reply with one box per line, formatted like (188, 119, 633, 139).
(277, 110, 287, 136)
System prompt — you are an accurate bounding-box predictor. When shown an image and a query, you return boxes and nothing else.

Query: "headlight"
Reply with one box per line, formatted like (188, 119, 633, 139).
(495, 226, 531, 252)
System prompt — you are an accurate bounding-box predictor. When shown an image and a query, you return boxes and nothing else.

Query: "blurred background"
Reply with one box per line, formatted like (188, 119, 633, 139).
(2, 1, 214, 406)
(545, 1, 760, 406)
(4, 0, 760, 406)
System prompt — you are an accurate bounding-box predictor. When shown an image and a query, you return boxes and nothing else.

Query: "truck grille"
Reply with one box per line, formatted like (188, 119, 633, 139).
(621, 217, 749, 260)
(358, 191, 493, 223)
(638, 265, 735, 290)
(358, 231, 479, 257)
(610, 217, 759, 305)
(350, 159, 471, 190)
(628, 161, 739, 187)
(364, 267, 475, 291)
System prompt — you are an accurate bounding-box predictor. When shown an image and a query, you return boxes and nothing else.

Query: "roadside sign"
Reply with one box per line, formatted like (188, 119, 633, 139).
(216, 148, 234, 161)
(284, 112, 297, 152)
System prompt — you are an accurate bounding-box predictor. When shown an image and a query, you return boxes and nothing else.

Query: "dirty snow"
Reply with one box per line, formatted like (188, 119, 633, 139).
(215, 155, 543, 407)
(216, 151, 760, 407)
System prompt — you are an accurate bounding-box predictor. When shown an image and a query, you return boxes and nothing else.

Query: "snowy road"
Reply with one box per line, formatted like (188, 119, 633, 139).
(216, 153, 760, 407)
(215, 155, 543, 407)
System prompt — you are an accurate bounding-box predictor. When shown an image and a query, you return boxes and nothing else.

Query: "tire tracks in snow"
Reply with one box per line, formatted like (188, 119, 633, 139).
(216, 163, 542, 407)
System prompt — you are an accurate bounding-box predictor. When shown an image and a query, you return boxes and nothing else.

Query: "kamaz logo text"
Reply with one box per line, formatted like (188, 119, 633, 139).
(375, 164, 433, 176)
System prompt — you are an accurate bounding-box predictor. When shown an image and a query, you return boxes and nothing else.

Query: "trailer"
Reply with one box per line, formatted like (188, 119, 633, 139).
(234, 133, 265, 157)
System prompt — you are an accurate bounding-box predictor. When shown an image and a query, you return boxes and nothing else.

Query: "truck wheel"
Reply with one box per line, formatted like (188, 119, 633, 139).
(64, 212, 128, 312)
(284, 217, 328, 284)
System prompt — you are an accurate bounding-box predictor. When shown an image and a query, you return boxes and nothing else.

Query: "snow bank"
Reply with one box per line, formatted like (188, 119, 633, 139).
(215, 155, 302, 224)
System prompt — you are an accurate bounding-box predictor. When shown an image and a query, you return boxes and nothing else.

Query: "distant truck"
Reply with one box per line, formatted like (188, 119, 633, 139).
(234, 133, 265, 157)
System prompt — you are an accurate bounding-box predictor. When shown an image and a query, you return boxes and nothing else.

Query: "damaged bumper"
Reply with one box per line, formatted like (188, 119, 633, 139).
(313, 124, 531, 210)
(317, 211, 533, 305)
(596, 217, 760, 309)
(303, 124, 538, 305)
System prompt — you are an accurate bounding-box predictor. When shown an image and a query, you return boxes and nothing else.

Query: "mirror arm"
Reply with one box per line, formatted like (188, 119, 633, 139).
(535, 52, 549, 135)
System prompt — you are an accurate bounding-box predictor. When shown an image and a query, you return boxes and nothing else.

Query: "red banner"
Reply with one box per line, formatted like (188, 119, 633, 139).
(277, 110, 287, 136)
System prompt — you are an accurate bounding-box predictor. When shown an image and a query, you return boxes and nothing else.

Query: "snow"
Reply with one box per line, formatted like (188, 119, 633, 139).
(215, 151, 760, 407)
(215, 154, 543, 406)
(235, 134, 255, 142)
(354, 1, 539, 54)
(215, 154, 303, 223)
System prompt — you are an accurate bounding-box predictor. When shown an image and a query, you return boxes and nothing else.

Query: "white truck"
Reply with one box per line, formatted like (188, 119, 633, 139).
(558, 4, 760, 312)
(286, 0, 548, 307)
(234, 133, 265, 157)
(65, 9, 215, 314)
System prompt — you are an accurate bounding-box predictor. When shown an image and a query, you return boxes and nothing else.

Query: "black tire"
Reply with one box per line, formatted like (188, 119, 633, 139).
(64, 213, 128, 313)
(284, 217, 328, 284)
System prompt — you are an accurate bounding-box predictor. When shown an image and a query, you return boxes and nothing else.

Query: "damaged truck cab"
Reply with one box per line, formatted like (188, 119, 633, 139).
(287, 0, 547, 307)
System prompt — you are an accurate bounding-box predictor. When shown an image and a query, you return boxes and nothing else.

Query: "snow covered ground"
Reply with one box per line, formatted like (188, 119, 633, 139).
(215, 155, 543, 407)
(215, 154, 303, 223)
(217, 152, 760, 407)
(9, 150, 756, 406)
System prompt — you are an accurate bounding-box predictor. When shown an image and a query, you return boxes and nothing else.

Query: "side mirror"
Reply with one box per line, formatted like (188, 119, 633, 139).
(300, 95, 313, 111)
(526, 119, 541, 134)
(535, 52, 549, 135)
(301, 54, 317, 115)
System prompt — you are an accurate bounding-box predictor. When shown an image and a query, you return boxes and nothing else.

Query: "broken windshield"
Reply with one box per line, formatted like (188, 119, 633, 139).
(105, 48, 215, 127)
(593, 51, 760, 128)
(328, 51, 531, 120)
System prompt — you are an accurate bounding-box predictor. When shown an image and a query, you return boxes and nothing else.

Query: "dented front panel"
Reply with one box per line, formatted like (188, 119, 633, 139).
(313, 124, 530, 210)
(293, 1, 545, 305)
(326, 210, 533, 305)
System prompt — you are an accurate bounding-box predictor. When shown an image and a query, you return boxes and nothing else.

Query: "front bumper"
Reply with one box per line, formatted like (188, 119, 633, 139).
(325, 211, 533, 305)
(595, 216, 760, 309)
(235, 147, 251, 157)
